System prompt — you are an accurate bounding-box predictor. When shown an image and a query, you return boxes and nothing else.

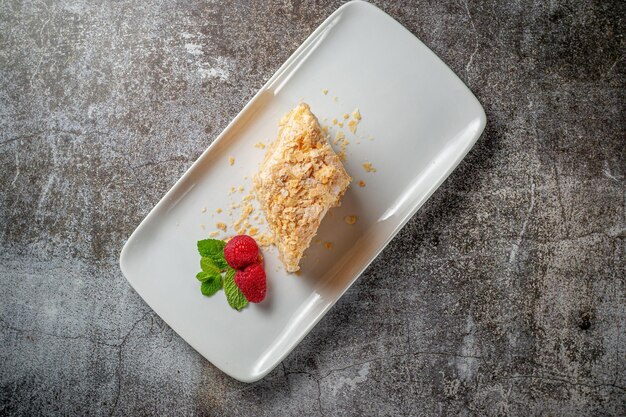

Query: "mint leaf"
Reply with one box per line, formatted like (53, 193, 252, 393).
(200, 257, 220, 275)
(200, 274, 222, 296)
(223, 268, 248, 311)
(197, 239, 228, 270)
(197, 239, 225, 257)
(196, 271, 213, 282)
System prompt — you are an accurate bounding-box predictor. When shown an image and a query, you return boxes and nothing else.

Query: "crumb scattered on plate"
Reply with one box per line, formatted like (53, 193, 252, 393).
(352, 109, 361, 120)
(343, 113, 349, 119)
(358, 180, 366, 187)
(216, 208, 222, 213)
(322, 88, 328, 95)
(201, 207, 207, 213)
(363, 162, 376, 173)
(348, 119, 358, 134)
(255, 142, 266, 149)
(324, 242, 333, 249)
(344, 215, 357, 225)
(234, 203, 254, 234)
(256, 233, 274, 247)
(229, 156, 235, 166)
(216, 222, 227, 231)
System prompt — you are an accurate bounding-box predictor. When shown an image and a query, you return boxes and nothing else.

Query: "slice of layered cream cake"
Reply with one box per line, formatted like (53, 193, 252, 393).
(253, 103, 351, 272)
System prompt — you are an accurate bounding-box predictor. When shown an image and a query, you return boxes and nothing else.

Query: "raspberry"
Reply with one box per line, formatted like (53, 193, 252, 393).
(224, 235, 259, 270)
(234, 263, 266, 303)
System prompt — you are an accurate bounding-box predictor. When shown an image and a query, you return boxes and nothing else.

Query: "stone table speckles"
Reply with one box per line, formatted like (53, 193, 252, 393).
(1, 0, 624, 416)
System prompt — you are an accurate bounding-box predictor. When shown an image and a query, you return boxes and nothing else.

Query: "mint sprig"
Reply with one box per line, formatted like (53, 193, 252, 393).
(195, 238, 247, 311)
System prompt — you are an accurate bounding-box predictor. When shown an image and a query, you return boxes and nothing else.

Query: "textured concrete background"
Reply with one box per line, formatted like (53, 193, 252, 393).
(1, 0, 625, 415)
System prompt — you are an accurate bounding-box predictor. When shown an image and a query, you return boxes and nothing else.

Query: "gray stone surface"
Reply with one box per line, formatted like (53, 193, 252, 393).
(1, 0, 624, 415)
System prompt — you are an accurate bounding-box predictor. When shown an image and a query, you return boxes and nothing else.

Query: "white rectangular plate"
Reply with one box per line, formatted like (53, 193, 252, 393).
(120, 0, 486, 382)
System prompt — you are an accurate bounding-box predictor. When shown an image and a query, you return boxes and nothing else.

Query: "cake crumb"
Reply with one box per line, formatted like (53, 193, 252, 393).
(363, 162, 377, 173)
(209, 231, 219, 237)
(352, 109, 361, 120)
(257, 233, 274, 247)
(332, 118, 338, 125)
(348, 119, 358, 134)
(248, 227, 259, 236)
(344, 215, 358, 225)
(200, 224, 206, 230)
(343, 113, 349, 119)
(324, 242, 333, 249)
(216, 222, 227, 231)
(255, 142, 266, 149)
(229, 156, 235, 166)
(338, 121, 343, 127)
(201, 207, 207, 213)
(358, 180, 366, 187)
(332, 96, 338, 102)
(233, 203, 254, 231)
(238, 185, 244, 192)
(229, 186, 236, 194)
(216, 208, 222, 213)
(322, 88, 328, 95)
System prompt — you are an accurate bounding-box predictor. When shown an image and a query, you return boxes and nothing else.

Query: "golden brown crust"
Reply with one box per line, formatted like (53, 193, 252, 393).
(253, 103, 351, 272)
